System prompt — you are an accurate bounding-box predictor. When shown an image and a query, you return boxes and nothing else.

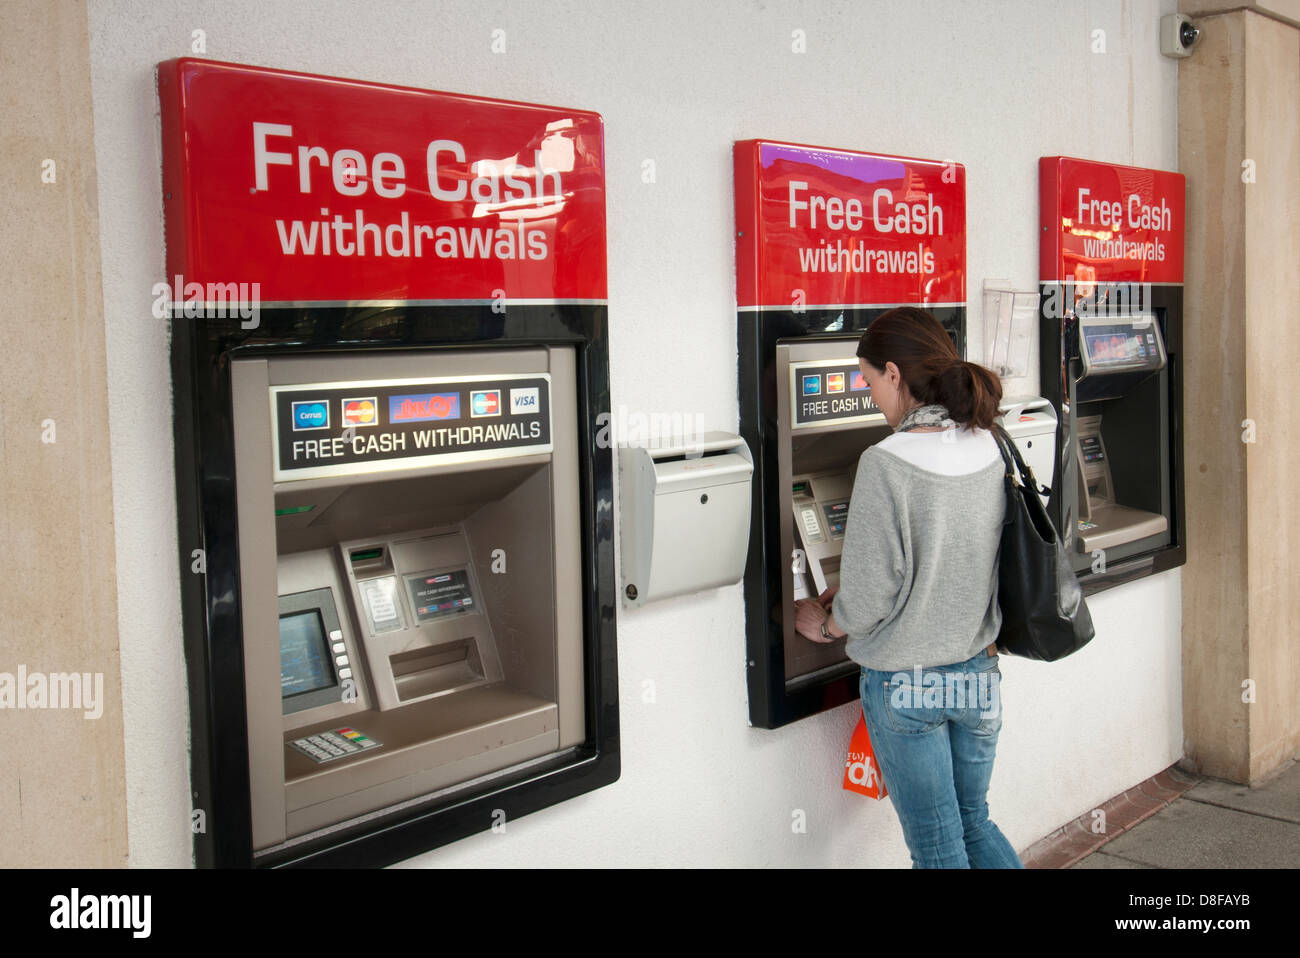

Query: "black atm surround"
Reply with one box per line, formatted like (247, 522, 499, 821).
(739, 304, 965, 730)
(1037, 284, 1186, 595)
(172, 303, 619, 868)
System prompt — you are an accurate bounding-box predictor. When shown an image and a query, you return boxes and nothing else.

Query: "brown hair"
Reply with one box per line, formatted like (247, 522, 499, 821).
(856, 306, 1003, 430)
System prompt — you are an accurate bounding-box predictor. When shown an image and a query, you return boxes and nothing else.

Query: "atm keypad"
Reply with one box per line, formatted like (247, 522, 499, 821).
(289, 727, 381, 764)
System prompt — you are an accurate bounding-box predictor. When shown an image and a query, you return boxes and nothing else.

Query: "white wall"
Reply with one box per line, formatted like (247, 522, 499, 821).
(87, 0, 1183, 867)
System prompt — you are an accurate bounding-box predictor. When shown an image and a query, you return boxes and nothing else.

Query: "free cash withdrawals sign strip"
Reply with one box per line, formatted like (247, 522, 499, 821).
(270, 373, 551, 481)
(158, 58, 607, 304)
(1039, 156, 1185, 287)
(734, 140, 966, 309)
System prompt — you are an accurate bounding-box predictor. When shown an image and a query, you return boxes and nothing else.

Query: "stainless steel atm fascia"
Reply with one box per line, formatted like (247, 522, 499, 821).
(775, 338, 889, 687)
(230, 347, 584, 854)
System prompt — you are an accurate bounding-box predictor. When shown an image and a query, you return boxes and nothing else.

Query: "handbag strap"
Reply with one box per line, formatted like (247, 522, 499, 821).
(990, 422, 1051, 498)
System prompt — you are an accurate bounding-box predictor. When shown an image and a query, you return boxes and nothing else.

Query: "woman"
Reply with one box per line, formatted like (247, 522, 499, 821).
(794, 306, 1023, 869)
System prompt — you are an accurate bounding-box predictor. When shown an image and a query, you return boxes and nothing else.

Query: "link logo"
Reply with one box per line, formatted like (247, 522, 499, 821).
(390, 393, 459, 423)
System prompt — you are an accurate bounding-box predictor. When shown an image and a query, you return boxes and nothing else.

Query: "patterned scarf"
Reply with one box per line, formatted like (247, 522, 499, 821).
(895, 403, 955, 433)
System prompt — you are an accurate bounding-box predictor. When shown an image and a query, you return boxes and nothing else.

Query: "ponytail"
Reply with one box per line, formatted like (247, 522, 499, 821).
(935, 359, 1002, 431)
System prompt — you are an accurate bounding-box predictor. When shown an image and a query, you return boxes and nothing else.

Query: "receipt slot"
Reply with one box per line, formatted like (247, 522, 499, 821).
(163, 59, 618, 866)
(735, 140, 967, 727)
(1039, 157, 1186, 592)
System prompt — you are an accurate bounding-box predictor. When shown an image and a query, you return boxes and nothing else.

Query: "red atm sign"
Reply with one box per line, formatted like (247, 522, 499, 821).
(1040, 156, 1185, 286)
(735, 140, 966, 309)
(158, 58, 607, 303)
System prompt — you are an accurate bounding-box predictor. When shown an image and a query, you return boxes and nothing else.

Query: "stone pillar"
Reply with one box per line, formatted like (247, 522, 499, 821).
(1179, 2, 1300, 783)
(0, 0, 128, 864)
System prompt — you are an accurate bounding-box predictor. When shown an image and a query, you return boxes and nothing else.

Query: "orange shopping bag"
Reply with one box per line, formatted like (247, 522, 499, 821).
(843, 712, 887, 799)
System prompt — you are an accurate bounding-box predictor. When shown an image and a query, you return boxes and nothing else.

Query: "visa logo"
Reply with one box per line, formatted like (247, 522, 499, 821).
(510, 387, 539, 414)
(291, 400, 330, 431)
(470, 389, 501, 418)
(801, 374, 821, 396)
(389, 393, 459, 423)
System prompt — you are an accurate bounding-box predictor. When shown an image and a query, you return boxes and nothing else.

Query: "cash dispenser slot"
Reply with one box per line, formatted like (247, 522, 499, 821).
(390, 640, 484, 701)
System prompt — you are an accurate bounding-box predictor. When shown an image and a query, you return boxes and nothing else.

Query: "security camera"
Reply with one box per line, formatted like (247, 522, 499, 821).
(1161, 13, 1200, 58)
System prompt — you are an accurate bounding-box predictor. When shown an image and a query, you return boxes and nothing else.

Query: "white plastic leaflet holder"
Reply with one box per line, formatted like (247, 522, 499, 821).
(619, 432, 754, 607)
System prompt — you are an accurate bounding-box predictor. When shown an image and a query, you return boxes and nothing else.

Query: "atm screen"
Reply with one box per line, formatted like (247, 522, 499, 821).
(1083, 323, 1158, 368)
(280, 610, 336, 698)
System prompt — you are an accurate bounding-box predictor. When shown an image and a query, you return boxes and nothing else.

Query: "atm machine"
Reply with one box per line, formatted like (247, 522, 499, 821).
(1072, 313, 1170, 556)
(230, 348, 587, 853)
(1038, 156, 1186, 592)
(734, 140, 968, 728)
(778, 343, 891, 680)
(163, 59, 618, 867)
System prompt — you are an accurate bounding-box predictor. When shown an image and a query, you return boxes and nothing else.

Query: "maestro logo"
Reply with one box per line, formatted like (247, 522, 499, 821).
(509, 387, 539, 415)
(341, 397, 378, 428)
(470, 389, 501, 418)
(291, 400, 330, 431)
(390, 393, 460, 423)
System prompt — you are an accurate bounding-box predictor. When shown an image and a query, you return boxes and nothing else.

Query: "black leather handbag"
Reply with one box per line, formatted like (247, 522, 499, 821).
(989, 423, 1095, 661)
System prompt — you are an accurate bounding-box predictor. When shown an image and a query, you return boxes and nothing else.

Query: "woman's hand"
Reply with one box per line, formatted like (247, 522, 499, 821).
(818, 586, 839, 610)
(794, 598, 833, 644)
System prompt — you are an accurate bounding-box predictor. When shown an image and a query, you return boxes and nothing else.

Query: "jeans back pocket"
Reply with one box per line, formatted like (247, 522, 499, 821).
(873, 676, 946, 734)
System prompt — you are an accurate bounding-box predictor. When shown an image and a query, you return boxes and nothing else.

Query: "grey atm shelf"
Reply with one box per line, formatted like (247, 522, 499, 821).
(283, 684, 558, 837)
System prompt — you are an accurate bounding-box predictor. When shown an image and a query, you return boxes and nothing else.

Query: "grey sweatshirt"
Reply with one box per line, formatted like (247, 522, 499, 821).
(831, 426, 1006, 671)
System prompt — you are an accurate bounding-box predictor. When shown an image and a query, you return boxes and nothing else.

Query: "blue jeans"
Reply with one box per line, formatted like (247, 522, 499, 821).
(859, 649, 1024, 869)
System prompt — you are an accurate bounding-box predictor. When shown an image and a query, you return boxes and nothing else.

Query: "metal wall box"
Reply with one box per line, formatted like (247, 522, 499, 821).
(619, 432, 753, 607)
(998, 396, 1058, 498)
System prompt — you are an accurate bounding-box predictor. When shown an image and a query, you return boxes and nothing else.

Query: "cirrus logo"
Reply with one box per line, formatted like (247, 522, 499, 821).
(291, 400, 330, 431)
